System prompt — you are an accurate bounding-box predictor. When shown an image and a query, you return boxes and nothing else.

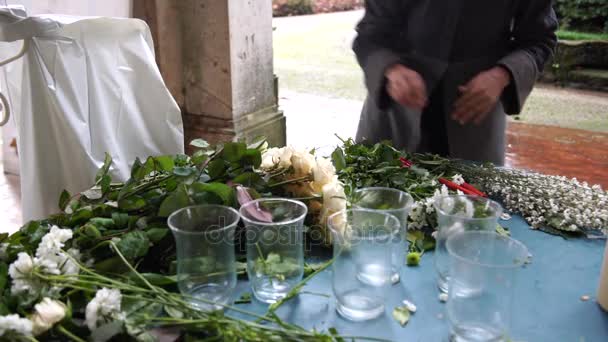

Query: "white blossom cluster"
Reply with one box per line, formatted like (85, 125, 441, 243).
(261, 146, 347, 226)
(85, 288, 124, 331)
(0, 314, 33, 338)
(409, 184, 464, 229)
(8, 226, 81, 295)
(468, 168, 608, 234)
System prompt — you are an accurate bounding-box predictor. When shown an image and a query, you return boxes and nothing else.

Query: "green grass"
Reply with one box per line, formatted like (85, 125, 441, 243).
(556, 30, 608, 41)
(273, 11, 608, 133)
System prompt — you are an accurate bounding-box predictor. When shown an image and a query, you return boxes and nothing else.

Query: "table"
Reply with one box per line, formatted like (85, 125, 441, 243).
(232, 215, 608, 341)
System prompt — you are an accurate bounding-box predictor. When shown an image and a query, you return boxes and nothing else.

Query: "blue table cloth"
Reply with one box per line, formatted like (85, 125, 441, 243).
(233, 215, 608, 341)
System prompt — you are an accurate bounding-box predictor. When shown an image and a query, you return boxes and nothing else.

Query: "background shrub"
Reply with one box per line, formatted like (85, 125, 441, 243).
(555, 0, 608, 33)
(272, 0, 314, 17)
(273, 0, 363, 17)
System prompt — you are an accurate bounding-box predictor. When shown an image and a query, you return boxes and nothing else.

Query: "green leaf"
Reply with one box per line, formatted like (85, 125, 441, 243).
(191, 182, 234, 205)
(392, 306, 411, 326)
(154, 156, 175, 172)
(118, 196, 147, 211)
(0, 233, 7, 243)
(80, 224, 102, 239)
(190, 139, 210, 149)
(332, 148, 346, 172)
(0, 262, 8, 292)
(247, 136, 267, 150)
(115, 231, 150, 260)
(91, 321, 124, 342)
(174, 154, 189, 166)
(94, 256, 128, 273)
(328, 327, 345, 342)
(82, 187, 103, 200)
(241, 149, 262, 168)
(95, 153, 113, 182)
(191, 150, 208, 165)
(173, 166, 195, 177)
(59, 190, 71, 211)
(69, 208, 94, 226)
(223, 142, 246, 162)
(158, 186, 190, 217)
(232, 172, 263, 188)
(133, 157, 155, 181)
(112, 213, 130, 228)
(90, 217, 115, 228)
(207, 159, 226, 179)
(146, 228, 169, 243)
(100, 174, 112, 195)
(164, 305, 184, 319)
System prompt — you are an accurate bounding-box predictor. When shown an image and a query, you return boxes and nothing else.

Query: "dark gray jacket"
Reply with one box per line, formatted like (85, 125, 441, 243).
(354, 0, 558, 164)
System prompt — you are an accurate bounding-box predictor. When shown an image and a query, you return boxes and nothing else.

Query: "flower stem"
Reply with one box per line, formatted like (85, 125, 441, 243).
(57, 325, 86, 342)
(257, 258, 333, 322)
(268, 175, 312, 188)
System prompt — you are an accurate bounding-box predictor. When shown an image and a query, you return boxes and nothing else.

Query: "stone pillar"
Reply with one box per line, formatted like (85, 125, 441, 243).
(134, 0, 285, 149)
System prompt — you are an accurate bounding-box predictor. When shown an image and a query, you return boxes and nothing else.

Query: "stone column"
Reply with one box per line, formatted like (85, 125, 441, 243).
(134, 0, 285, 149)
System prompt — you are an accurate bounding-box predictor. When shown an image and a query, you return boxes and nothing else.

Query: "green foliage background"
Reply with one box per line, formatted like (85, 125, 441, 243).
(555, 0, 608, 33)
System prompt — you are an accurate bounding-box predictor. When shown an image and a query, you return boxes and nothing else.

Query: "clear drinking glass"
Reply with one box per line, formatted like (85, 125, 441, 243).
(240, 198, 307, 304)
(446, 231, 529, 342)
(168, 205, 240, 311)
(352, 187, 413, 283)
(433, 195, 503, 293)
(328, 209, 400, 321)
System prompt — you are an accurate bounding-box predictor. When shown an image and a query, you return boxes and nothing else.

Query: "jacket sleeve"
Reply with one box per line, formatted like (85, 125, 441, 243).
(498, 0, 558, 114)
(352, 1, 404, 110)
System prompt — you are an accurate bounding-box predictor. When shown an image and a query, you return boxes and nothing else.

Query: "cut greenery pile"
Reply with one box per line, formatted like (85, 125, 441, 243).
(1, 137, 605, 341)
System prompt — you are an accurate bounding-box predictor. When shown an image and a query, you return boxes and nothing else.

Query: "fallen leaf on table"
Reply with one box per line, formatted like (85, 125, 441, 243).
(392, 306, 411, 326)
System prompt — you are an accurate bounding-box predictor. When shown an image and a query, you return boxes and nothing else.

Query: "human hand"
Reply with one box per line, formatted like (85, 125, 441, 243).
(451, 66, 511, 125)
(384, 64, 427, 110)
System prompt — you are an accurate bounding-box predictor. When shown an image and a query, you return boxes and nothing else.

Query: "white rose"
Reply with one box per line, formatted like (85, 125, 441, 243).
(322, 179, 346, 212)
(31, 298, 67, 336)
(290, 148, 316, 177)
(277, 147, 294, 169)
(312, 158, 336, 193)
(260, 147, 280, 169)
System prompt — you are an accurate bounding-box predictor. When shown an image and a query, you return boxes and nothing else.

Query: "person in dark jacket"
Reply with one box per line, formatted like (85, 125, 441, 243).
(353, 0, 558, 165)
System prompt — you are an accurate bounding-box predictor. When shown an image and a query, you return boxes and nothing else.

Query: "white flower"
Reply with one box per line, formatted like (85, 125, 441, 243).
(31, 298, 67, 336)
(0, 243, 8, 261)
(260, 147, 293, 169)
(0, 314, 33, 338)
(319, 179, 347, 227)
(35, 226, 80, 277)
(312, 158, 336, 192)
(8, 252, 40, 294)
(290, 148, 316, 177)
(35, 226, 73, 259)
(86, 288, 123, 330)
(321, 179, 346, 214)
(452, 174, 465, 185)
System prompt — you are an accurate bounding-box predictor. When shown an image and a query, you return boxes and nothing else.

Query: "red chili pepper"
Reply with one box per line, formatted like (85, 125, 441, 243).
(399, 157, 413, 168)
(460, 182, 487, 197)
(438, 178, 478, 196)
